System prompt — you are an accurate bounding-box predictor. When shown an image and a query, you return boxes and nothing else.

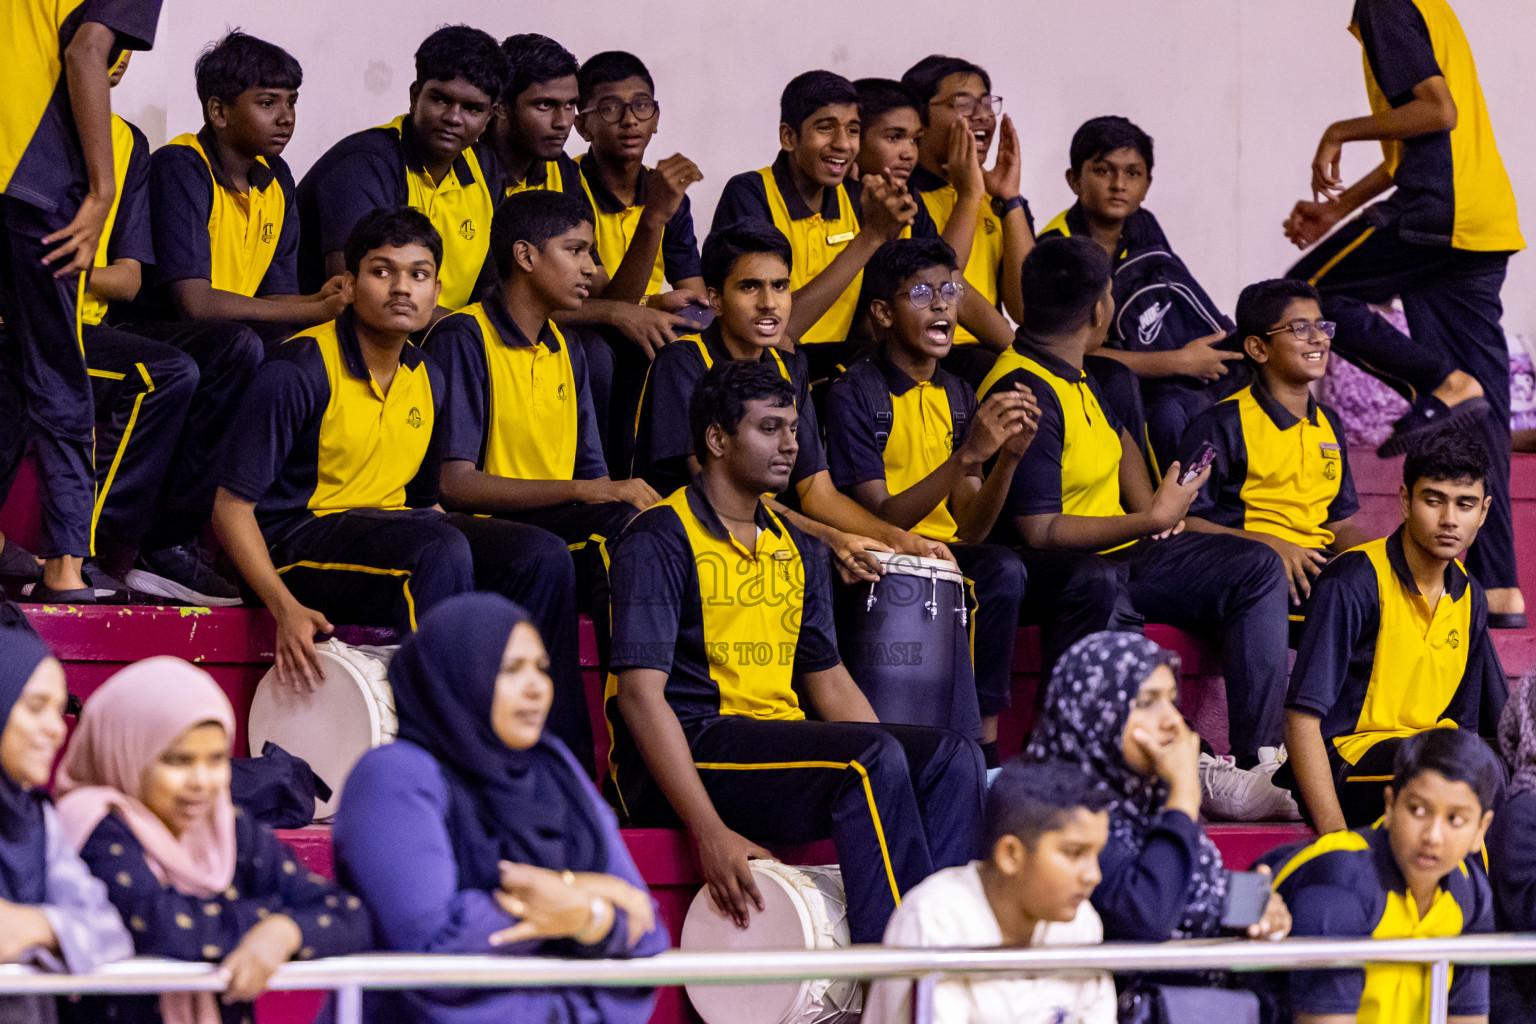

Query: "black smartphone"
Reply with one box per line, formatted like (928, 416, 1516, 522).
(674, 303, 715, 331)
(1220, 870, 1272, 930)
(1179, 440, 1218, 486)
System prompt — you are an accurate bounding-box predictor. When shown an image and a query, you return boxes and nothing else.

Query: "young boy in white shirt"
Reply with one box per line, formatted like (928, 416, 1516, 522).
(864, 760, 1117, 1024)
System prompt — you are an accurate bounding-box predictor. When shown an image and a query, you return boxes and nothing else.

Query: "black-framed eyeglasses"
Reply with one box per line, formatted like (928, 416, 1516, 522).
(936, 94, 1002, 118)
(581, 97, 658, 124)
(904, 281, 964, 310)
(1265, 319, 1337, 342)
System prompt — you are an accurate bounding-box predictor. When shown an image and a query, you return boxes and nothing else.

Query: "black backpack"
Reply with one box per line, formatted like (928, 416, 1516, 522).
(1109, 249, 1233, 354)
(869, 373, 972, 454)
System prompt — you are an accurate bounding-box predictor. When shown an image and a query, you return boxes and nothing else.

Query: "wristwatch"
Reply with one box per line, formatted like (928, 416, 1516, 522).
(992, 195, 1028, 218)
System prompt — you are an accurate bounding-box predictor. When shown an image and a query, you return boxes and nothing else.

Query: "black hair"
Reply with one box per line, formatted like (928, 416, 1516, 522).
(700, 223, 793, 292)
(1069, 115, 1155, 175)
(1391, 728, 1502, 814)
(1234, 278, 1321, 344)
(501, 33, 579, 104)
(861, 237, 958, 307)
(194, 31, 302, 113)
(899, 55, 992, 123)
(984, 761, 1112, 853)
(1402, 427, 1491, 493)
(578, 50, 654, 108)
(413, 25, 506, 103)
(343, 207, 443, 276)
(1019, 236, 1113, 336)
(854, 77, 920, 127)
(780, 70, 859, 132)
(490, 190, 594, 280)
(689, 360, 797, 462)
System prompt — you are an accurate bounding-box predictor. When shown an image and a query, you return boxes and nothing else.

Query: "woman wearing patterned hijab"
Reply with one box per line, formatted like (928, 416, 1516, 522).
(1026, 633, 1291, 1020)
(1489, 670, 1536, 1021)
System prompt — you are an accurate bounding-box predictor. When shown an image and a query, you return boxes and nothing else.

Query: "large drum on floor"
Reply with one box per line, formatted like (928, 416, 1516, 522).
(681, 862, 860, 1024)
(837, 551, 968, 730)
(248, 639, 397, 821)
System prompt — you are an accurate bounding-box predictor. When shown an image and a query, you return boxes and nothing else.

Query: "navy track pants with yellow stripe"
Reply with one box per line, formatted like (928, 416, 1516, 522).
(621, 716, 985, 943)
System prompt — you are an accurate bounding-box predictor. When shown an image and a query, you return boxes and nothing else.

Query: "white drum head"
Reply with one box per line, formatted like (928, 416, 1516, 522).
(870, 550, 964, 586)
(247, 640, 395, 821)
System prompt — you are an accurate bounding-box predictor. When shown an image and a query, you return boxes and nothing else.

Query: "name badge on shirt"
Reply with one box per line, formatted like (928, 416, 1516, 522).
(1320, 441, 1341, 460)
(772, 550, 793, 561)
(826, 230, 856, 245)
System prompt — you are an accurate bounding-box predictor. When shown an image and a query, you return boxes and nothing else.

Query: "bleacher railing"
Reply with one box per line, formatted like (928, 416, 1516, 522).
(7, 934, 1536, 1024)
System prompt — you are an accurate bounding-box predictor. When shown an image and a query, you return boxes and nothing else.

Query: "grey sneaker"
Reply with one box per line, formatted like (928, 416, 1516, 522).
(126, 544, 242, 607)
(1199, 753, 1301, 822)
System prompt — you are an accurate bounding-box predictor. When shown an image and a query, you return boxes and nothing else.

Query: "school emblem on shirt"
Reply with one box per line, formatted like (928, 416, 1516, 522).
(1324, 460, 1339, 480)
(260, 223, 275, 243)
(1447, 628, 1460, 650)
(459, 218, 476, 241)
(557, 382, 568, 401)
(406, 408, 422, 428)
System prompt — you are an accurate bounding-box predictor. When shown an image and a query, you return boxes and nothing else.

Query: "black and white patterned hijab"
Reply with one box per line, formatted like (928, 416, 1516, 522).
(1025, 630, 1227, 939)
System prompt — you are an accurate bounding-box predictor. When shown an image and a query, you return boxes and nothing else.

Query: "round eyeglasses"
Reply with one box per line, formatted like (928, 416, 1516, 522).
(905, 281, 964, 309)
(938, 94, 1002, 118)
(581, 97, 658, 124)
(1265, 320, 1338, 342)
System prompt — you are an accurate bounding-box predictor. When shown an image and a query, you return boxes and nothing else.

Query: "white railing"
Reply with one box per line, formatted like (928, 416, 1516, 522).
(8, 934, 1536, 1024)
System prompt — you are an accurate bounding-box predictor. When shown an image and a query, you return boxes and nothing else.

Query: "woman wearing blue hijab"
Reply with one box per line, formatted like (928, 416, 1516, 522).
(0, 602, 132, 1024)
(334, 593, 666, 1024)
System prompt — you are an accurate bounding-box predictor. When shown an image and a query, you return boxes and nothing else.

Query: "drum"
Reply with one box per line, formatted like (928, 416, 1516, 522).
(247, 639, 398, 822)
(681, 862, 860, 1024)
(836, 550, 972, 732)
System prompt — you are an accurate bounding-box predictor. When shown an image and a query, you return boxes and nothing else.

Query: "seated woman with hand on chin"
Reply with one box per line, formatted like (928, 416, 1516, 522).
(334, 593, 666, 1024)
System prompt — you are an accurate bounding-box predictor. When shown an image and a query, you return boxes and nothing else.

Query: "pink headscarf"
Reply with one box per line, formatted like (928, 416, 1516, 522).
(54, 657, 238, 1024)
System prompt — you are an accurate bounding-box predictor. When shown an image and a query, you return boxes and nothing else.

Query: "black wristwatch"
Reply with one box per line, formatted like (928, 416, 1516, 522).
(992, 195, 1028, 217)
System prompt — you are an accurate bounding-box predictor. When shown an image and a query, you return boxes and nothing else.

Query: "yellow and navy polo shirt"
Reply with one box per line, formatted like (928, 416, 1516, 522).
(605, 483, 841, 777)
(82, 113, 153, 326)
(978, 338, 1126, 547)
(711, 152, 867, 346)
(0, 0, 160, 215)
(907, 164, 1031, 346)
(502, 151, 588, 203)
(575, 150, 702, 296)
(631, 322, 825, 497)
(423, 290, 606, 482)
(1288, 527, 1505, 769)
(1182, 383, 1359, 550)
(1351, 0, 1523, 252)
(823, 353, 976, 544)
(221, 308, 444, 544)
(142, 126, 298, 317)
(296, 114, 499, 309)
(1270, 821, 1493, 1021)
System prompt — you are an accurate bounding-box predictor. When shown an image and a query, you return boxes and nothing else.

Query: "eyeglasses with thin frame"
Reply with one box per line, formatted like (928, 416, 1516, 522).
(903, 281, 964, 310)
(1265, 319, 1337, 342)
(935, 94, 1003, 118)
(581, 97, 659, 124)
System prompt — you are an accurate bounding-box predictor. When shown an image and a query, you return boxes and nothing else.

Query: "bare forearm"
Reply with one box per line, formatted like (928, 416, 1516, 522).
(617, 681, 727, 834)
(872, 456, 973, 533)
(1336, 163, 1396, 218)
(953, 458, 1018, 544)
(939, 193, 980, 269)
(601, 213, 668, 303)
(1023, 510, 1161, 552)
(1285, 710, 1347, 834)
(786, 235, 880, 340)
(64, 25, 117, 203)
(959, 288, 1015, 352)
(211, 490, 299, 615)
(797, 478, 903, 546)
(89, 260, 141, 303)
(1331, 81, 1456, 145)
(173, 282, 326, 326)
(998, 207, 1032, 322)
(440, 463, 588, 513)
(1095, 347, 1184, 379)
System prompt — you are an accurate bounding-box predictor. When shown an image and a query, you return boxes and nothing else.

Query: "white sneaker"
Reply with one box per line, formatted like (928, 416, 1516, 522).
(1254, 746, 1288, 775)
(1199, 753, 1301, 822)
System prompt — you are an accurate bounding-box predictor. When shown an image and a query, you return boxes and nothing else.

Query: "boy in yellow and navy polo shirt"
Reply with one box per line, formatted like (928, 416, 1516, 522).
(608, 359, 984, 946)
(631, 223, 953, 579)
(824, 238, 1033, 766)
(1285, 0, 1525, 626)
(1039, 117, 1238, 476)
(712, 70, 915, 384)
(296, 26, 506, 316)
(1264, 729, 1498, 1023)
(1181, 279, 1369, 621)
(426, 189, 658, 738)
(121, 33, 349, 606)
(900, 56, 1033, 375)
(981, 238, 1293, 815)
(1283, 428, 1506, 833)
(0, 0, 162, 602)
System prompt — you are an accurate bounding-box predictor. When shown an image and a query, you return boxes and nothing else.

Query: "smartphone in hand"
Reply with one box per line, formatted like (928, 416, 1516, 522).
(1179, 441, 1218, 486)
(1220, 870, 1272, 930)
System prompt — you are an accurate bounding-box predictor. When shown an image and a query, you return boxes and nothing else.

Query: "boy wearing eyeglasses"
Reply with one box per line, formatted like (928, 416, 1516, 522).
(824, 238, 1036, 767)
(1178, 279, 1368, 623)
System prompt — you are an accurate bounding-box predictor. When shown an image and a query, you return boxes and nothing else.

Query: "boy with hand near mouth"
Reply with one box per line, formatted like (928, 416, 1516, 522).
(1283, 428, 1507, 833)
(632, 224, 954, 582)
(1268, 728, 1500, 1024)
(712, 70, 917, 382)
(863, 761, 1117, 1024)
(1180, 279, 1368, 614)
(824, 238, 1035, 765)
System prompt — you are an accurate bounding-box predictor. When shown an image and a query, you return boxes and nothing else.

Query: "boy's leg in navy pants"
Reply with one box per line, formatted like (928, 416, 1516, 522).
(1014, 547, 1141, 694)
(0, 196, 95, 562)
(619, 716, 985, 943)
(950, 543, 1026, 759)
(1109, 532, 1289, 765)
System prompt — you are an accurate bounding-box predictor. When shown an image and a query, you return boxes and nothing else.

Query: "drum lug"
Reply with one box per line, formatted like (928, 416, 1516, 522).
(957, 602, 968, 628)
(925, 572, 939, 620)
(865, 581, 878, 612)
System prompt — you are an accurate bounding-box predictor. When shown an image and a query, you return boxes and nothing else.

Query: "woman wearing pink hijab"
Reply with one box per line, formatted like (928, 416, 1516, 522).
(53, 657, 370, 1024)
